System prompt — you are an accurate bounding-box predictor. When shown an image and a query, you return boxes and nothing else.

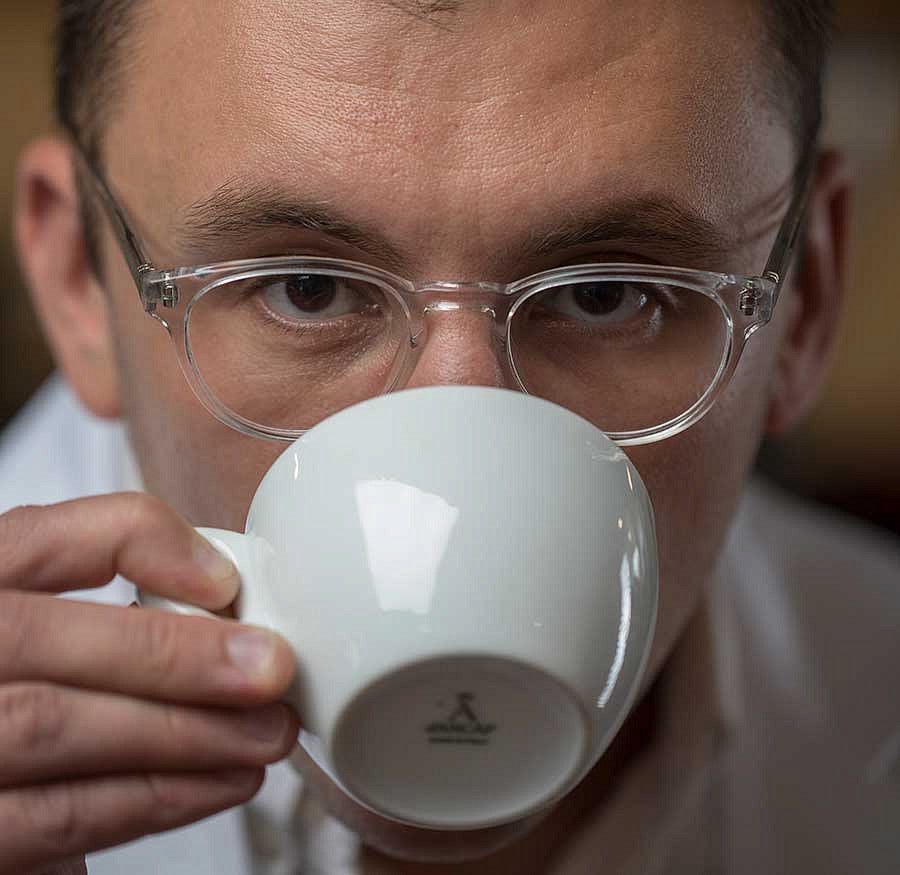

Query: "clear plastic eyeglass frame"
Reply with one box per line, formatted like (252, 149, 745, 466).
(75, 143, 816, 446)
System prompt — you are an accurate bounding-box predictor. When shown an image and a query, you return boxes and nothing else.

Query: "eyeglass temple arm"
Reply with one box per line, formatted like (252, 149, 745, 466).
(761, 149, 818, 300)
(70, 140, 155, 293)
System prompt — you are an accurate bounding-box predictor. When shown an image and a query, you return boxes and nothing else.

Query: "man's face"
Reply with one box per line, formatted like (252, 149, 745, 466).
(94, 0, 796, 859)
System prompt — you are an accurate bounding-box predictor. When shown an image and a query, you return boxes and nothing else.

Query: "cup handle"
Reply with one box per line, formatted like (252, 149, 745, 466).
(138, 527, 251, 619)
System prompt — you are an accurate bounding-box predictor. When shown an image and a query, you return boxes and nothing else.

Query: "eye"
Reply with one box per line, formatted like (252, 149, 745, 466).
(539, 281, 651, 325)
(262, 274, 375, 321)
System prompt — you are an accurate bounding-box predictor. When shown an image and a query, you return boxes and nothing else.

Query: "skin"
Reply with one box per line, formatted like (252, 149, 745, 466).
(11, 0, 849, 872)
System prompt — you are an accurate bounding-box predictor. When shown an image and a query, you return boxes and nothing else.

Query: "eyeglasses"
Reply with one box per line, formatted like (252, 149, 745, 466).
(76, 144, 814, 446)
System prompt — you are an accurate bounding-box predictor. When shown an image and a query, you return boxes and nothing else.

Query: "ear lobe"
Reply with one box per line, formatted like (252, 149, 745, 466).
(14, 137, 121, 419)
(764, 149, 852, 437)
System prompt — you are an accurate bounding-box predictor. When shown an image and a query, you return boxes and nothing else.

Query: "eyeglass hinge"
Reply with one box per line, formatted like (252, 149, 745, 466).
(739, 282, 761, 316)
(137, 264, 179, 310)
(160, 281, 179, 308)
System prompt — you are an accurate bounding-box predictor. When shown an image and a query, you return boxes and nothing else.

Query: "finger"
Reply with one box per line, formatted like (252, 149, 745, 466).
(22, 857, 86, 875)
(0, 592, 297, 706)
(0, 768, 264, 874)
(0, 495, 240, 610)
(0, 683, 301, 789)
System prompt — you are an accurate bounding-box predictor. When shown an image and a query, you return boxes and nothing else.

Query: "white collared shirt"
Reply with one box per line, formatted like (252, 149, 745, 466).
(1, 376, 898, 874)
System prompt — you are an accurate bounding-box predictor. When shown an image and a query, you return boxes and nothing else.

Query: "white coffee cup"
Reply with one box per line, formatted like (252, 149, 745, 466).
(140, 385, 658, 830)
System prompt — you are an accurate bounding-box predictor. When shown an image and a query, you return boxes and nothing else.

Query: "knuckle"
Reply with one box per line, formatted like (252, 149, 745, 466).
(160, 703, 193, 750)
(22, 781, 83, 855)
(119, 493, 177, 538)
(0, 684, 67, 757)
(0, 505, 46, 581)
(116, 494, 196, 568)
(0, 591, 32, 669)
(135, 611, 184, 682)
(140, 773, 192, 821)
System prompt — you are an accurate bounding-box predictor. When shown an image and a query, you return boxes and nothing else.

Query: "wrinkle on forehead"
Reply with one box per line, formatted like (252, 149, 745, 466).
(109, 0, 787, 274)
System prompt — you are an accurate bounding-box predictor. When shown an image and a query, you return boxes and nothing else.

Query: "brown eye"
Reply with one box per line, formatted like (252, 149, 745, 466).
(263, 274, 374, 321)
(282, 274, 338, 313)
(572, 282, 627, 316)
(541, 281, 649, 324)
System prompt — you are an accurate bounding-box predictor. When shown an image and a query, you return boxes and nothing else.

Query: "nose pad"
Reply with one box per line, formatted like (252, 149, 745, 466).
(404, 307, 514, 391)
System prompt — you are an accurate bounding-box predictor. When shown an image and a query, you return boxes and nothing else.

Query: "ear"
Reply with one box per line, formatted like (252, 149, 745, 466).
(14, 136, 121, 419)
(765, 149, 852, 436)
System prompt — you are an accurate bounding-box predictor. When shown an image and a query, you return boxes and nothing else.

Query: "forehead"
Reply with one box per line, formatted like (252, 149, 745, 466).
(108, 0, 787, 267)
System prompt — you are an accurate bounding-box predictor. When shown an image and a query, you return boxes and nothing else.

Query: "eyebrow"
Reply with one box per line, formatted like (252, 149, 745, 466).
(178, 181, 405, 264)
(527, 196, 734, 263)
(177, 181, 735, 269)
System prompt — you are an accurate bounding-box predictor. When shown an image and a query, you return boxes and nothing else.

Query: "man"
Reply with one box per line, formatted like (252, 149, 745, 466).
(3, 0, 899, 872)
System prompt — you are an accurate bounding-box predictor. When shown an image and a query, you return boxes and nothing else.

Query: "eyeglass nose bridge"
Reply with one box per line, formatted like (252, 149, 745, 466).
(405, 282, 513, 348)
(423, 300, 498, 318)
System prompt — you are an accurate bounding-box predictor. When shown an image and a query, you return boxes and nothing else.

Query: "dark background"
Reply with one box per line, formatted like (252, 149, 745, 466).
(2, 2, 899, 539)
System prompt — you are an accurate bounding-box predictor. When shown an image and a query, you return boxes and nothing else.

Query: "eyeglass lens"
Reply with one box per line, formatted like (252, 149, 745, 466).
(185, 270, 730, 434)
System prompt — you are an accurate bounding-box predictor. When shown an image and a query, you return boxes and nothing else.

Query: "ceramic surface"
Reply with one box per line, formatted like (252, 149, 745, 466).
(141, 386, 658, 829)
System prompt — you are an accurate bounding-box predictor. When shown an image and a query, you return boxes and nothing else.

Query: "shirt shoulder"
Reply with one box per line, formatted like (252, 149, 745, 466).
(0, 375, 142, 605)
(744, 476, 900, 586)
(720, 477, 900, 725)
(711, 478, 900, 873)
(0, 375, 141, 512)
(730, 477, 900, 661)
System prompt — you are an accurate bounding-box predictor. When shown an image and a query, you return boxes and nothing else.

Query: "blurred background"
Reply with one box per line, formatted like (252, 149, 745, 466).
(1, 2, 899, 537)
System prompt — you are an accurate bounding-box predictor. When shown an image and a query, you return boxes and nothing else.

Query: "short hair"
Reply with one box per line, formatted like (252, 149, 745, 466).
(57, 0, 138, 163)
(56, 0, 833, 172)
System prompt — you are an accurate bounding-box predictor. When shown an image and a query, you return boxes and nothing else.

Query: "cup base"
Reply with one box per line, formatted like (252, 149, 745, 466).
(329, 654, 589, 830)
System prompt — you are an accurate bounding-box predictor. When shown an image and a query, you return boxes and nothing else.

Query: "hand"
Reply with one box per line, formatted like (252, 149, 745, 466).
(0, 494, 300, 875)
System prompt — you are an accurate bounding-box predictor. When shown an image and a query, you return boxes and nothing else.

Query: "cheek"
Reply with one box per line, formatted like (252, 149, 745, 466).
(106, 272, 283, 529)
(626, 339, 775, 677)
(129, 379, 281, 529)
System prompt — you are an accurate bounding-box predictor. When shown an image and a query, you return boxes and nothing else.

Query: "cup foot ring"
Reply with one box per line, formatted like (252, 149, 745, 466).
(330, 654, 589, 830)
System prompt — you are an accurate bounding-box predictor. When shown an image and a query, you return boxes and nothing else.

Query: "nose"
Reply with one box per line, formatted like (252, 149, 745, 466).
(404, 307, 514, 391)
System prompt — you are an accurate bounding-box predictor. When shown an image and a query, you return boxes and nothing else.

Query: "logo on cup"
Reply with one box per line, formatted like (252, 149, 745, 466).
(425, 692, 497, 745)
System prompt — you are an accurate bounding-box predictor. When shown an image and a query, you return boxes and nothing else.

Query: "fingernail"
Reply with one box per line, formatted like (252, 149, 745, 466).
(195, 537, 240, 584)
(233, 705, 290, 744)
(227, 628, 278, 681)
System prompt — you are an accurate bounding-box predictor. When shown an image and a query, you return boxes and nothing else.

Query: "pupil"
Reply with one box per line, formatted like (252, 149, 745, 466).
(573, 283, 624, 315)
(285, 275, 336, 312)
